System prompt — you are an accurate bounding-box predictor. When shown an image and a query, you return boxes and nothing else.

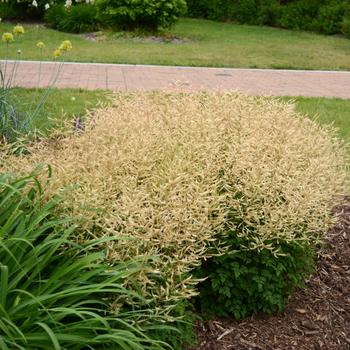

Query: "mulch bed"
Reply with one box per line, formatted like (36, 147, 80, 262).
(192, 199, 350, 350)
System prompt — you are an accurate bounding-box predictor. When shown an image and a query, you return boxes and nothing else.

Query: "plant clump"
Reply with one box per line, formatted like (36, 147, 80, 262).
(1, 92, 347, 315)
(95, 0, 187, 30)
(0, 171, 173, 349)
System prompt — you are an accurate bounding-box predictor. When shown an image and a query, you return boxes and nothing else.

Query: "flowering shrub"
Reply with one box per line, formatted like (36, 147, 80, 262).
(0, 23, 73, 143)
(2, 92, 347, 314)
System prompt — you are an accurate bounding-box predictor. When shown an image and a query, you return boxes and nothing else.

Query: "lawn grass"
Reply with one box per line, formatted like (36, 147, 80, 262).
(12, 88, 350, 142)
(1, 19, 350, 70)
(9, 88, 108, 132)
(291, 97, 350, 141)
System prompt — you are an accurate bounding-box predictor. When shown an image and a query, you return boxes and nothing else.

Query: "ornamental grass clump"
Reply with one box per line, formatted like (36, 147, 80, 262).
(1, 92, 348, 314)
(0, 171, 173, 349)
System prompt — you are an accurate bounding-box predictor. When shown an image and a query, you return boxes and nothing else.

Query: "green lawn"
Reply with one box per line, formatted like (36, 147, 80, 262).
(291, 97, 350, 141)
(13, 89, 350, 142)
(1, 19, 350, 70)
(10, 88, 108, 132)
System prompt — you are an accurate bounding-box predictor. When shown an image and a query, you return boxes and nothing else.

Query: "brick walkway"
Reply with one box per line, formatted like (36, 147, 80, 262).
(5, 60, 350, 98)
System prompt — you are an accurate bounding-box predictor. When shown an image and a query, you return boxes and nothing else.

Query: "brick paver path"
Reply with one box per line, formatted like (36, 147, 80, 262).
(6, 60, 350, 98)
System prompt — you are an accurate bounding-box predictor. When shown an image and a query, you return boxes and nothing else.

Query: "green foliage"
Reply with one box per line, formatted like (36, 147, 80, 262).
(0, 2, 18, 20)
(341, 15, 350, 38)
(256, 0, 282, 26)
(0, 171, 172, 349)
(43, 4, 66, 30)
(227, 0, 259, 24)
(184, 0, 212, 18)
(186, 0, 350, 37)
(186, 0, 260, 23)
(0, 1, 43, 20)
(95, 0, 187, 30)
(278, 0, 321, 30)
(45, 4, 100, 33)
(147, 302, 197, 350)
(312, 1, 350, 34)
(195, 236, 315, 319)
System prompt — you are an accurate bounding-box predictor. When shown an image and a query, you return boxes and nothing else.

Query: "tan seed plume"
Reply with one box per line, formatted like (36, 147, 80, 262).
(1, 92, 348, 310)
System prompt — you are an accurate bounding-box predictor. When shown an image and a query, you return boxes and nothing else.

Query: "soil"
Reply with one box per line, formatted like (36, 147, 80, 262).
(131, 35, 191, 44)
(80, 32, 105, 42)
(192, 199, 350, 350)
(81, 32, 191, 44)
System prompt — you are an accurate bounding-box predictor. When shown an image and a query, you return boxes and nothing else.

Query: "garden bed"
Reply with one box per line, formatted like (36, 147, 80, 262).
(193, 199, 350, 350)
(1, 88, 349, 349)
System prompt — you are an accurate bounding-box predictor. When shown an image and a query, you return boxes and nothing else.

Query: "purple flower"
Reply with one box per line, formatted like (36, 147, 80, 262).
(73, 115, 85, 132)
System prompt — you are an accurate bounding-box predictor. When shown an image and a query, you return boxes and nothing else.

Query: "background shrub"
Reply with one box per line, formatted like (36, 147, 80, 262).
(227, 0, 259, 24)
(186, 0, 350, 37)
(311, 1, 350, 34)
(256, 0, 282, 26)
(185, 0, 212, 18)
(1, 92, 347, 318)
(43, 4, 66, 31)
(45, 4, 99, 33)
(0, 1, 44, 20)
(186, 0, 260, 23)
(341, 15, 350, 37)
(95, 0, 187, 30)
(278, 0, 321, 30)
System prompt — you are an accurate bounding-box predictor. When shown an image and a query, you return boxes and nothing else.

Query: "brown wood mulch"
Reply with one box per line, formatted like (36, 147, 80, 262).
(192, 200, 350, 350)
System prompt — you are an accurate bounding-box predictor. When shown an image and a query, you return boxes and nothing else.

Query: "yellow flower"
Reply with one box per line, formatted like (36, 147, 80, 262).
(53, 49, 61, 58)
(2, 32, 14, 43)
(59, 40, 72, 52)
(13, 25, 25, 36)
(36, 41, 45, 49)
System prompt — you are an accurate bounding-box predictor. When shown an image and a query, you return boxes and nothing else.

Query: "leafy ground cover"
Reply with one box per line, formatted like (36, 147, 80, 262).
(1, 19, 350, 70)
(191, 199, 350, 349)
